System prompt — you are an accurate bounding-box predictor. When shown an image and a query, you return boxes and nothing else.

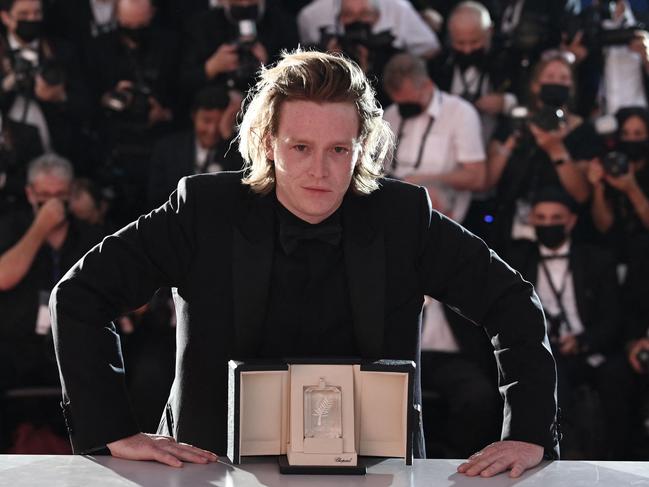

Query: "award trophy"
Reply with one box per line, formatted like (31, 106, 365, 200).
(304, 378, 342, 440)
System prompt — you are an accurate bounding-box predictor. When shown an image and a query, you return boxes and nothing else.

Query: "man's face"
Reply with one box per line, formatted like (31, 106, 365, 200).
(1, 0, 42, 36)
(448, 15, 489, 54)
(269, 100, 361, 224)
(117, 0, 153, 29)
(339, 0, 378, 25)
(530, 202, 576, 230)
(193, 108, 223, 149)
(25, 173, 71, 213)
(387, 77, 431, 107)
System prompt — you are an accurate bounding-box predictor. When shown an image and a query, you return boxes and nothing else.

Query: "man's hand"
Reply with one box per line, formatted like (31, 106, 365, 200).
(148, 97, 172, 126)
(628, 338, 649, 374)
(34, 74, 66, 103)
(205, 44, 239, 79)
(559, 334, 580, 355)
(457, 440, 544, 478)
(107, 433, 218, 467)
(250, 42, 268, 65)
(475, 94, 505, 116)
(33, 198, 67, 237)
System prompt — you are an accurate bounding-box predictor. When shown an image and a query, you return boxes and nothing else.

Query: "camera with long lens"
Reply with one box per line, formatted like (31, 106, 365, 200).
(12, 50, 66, 95)
(104, 82, 152, 120)
(509, 105, 566, 142)
(229, 19, 261, 90)
(562, 1, 647, 49)
(594, 115, 631, 177)
(319, 25, 395, 66)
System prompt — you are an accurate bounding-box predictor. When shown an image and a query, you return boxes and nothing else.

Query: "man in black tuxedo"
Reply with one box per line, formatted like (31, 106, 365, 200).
(147, 86, 243, 210)
(50, 50, 558, 477)
(506, 186, 632, 459)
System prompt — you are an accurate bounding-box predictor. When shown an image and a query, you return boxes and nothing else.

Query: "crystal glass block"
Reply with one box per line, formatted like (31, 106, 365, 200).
(303, 377, 342, 439)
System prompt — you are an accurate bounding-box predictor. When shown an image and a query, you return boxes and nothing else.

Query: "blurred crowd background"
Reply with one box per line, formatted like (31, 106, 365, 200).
(1, 0, 649, 461)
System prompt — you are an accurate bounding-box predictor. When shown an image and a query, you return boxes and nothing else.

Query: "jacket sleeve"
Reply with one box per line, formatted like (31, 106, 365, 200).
(50, 176, 197, 453)
(418, 187, 559, 458)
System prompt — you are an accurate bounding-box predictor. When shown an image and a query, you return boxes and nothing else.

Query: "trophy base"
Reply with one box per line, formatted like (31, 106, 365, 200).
(278, 456, 367, 475)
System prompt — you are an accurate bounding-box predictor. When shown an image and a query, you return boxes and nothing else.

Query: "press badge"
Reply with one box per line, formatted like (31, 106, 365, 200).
(35, 290, 52, 335)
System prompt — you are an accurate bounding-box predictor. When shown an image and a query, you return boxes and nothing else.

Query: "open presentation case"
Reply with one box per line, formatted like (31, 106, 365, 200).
(227, 359, 415, 475)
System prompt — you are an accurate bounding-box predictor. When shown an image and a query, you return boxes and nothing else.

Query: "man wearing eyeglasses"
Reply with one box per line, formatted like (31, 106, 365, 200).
(0, 153, 102, 412)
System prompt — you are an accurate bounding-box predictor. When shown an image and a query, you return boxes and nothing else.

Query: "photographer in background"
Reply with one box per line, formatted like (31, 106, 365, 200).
(299, 0, 439, 105)
(0, 110, 43, 213)
(0, 154, 102, 414)
(180, 0, 298, 96)
(85, 0, 179, 224)
(507, 186, 632, 460)
(382, 52, 485, 224)
(588, 106, 649, 258)
(147, 85, 244, 210)
(0, 0, 90, 161)
(431, 2, 518, 144)
(484, 51, 598, 253)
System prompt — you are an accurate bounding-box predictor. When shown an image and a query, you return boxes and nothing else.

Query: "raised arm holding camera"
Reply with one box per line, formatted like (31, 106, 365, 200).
(0, 0, 90, 160)
(588, 106, 649, 258)
(484, 52, 598, 252)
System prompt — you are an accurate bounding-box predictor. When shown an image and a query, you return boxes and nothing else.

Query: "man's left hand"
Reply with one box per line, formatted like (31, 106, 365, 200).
(457, 440, 544, 478)
(34, 74, 66, 103)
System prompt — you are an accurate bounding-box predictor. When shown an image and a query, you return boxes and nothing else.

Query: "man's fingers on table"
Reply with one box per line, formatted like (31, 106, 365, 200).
(479, 458, 512, 477)
(509, 462, 526, 478)
(176, 442, 219, 461)
(162, 443, 213, 464)
(151, 447, 183, 468)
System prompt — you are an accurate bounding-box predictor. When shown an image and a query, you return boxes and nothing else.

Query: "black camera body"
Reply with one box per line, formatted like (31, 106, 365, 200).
(104, 83, 152, 120)
(228, 19, 261, 90)
(510, 105, 566, 139)
(601, 150, 630, 176)
(12, 50, 65, 95)
(319, 25, 395, 66)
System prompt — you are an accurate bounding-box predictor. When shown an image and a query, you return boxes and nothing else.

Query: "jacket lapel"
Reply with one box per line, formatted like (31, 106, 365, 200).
(342, 191, 385, 358)
(231, 189, 275, 357)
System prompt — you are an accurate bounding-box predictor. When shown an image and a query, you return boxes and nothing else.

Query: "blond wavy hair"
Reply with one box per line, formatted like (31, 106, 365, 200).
(238, 49, 394, 195)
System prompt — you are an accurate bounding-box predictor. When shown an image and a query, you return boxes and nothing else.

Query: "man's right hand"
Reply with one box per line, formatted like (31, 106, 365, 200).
(107, 433, 218, 467)
(205, 44, 239, 79)
(33, 198, 67, 237)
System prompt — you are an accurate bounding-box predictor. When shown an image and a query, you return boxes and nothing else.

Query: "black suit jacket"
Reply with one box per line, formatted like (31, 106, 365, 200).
(50, 172, 559, 458)
(506, 240, 621, 355)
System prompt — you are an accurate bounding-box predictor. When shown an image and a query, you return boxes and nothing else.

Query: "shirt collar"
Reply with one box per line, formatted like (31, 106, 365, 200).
(425, 87, 442, 119)
(539, 240, 571, 258)
(8, 32, 38, 53)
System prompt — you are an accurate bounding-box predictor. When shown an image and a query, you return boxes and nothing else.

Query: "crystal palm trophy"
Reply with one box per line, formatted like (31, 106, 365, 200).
(304, 377, 342, 439)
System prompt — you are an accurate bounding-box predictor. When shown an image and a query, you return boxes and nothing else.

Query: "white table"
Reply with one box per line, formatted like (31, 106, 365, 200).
(1, 455, 648, 486)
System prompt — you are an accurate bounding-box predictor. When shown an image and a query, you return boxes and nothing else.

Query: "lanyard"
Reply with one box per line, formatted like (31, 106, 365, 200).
(539, 257, 572, 332)
(391, 115, 435, 173)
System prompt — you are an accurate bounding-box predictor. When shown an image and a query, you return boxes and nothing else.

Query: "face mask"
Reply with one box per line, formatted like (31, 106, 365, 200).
(539, 83, 571, 107)
(454, 48, 486, 71)
(535, 224, 568, 249)
(15, 20, 42, 43)
(118, 25, 150, 46)
(397, 102, 422, 119)
(618, 140, 649, 161)
(228, 5, 259, 22)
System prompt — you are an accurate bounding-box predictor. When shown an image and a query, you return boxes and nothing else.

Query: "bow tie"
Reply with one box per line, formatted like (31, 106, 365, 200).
(279, 222, 342, 255)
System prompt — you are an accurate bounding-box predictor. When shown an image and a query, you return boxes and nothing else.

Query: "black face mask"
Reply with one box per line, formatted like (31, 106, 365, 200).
(15, 20, 42, 43)
(228, 5, 259, 22)
(618, 140, 649, 161)
(454, 48, 486, 71)
(118, 25, 150, 47)
(397, 102, 423, 119)
(535, 224, 568, 249)
(539, 83, 571, 107)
